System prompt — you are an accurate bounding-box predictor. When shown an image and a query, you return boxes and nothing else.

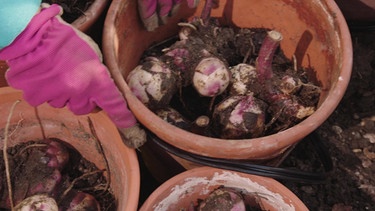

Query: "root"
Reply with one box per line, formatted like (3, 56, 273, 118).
(57, 117, 111, 205)
(208, 95, 216, 114)
(87, 117, 111, 196)
(3, 100, 21, 211)
(292, 54, 298, 72)
(58, 169, 105, 205)
(8, 114, 24, 138)
(177, 22, 197, 31)
(243, 38, 256, 64)
(15, 144, 48, 158)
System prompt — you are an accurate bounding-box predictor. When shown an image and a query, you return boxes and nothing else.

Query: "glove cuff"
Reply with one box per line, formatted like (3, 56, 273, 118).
(118, 124, 147, 148)
(187, 0, 200, 8)
(142, 13, 159, 31)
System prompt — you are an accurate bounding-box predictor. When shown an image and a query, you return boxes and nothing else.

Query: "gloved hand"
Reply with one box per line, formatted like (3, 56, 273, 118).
(0, 4, 146, 148)
(138, 0, 200, 31)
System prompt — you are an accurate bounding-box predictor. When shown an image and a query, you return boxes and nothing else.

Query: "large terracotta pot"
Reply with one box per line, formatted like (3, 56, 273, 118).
(0, 87, 140, 211)
(103, 0, 352, 165)
(140, 166, 308, 211)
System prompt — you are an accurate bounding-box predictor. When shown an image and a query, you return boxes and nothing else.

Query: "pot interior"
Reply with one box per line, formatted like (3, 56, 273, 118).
(0, 87, 140, 211)
(111, 0, 349, 101)
(140, 167, 308, 211)
(103, 0, 352, 160)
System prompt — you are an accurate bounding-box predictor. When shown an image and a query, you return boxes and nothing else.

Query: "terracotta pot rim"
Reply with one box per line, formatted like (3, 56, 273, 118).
(119, 146, 140, 211)
(140, 166, 308, 210)
(103, 0, 353, 160)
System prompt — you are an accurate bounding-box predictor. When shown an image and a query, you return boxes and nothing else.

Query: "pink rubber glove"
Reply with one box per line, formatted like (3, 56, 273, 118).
(138, 0, 200, 31)
(0, 4, 146, 148)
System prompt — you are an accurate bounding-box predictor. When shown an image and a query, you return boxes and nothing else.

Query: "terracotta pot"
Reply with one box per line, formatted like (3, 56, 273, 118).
(103, 0, 352, 164)
(140, 166, 308, 211)
(0, 87, 140, 211)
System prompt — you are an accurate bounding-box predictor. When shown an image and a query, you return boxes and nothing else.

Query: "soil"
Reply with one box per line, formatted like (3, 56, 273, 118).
(196, 187, 264, 211)
(138, 26, 375, 211)
(279, 30, 375, 210)
(41, 0, 94, 23)
(0, 138, 115, 210)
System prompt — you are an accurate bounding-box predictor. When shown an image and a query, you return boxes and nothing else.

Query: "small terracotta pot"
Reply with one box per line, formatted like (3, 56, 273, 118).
(140, 166, 308, 211)
(103, 0, 352, 165)
(0, 87, 140, 211)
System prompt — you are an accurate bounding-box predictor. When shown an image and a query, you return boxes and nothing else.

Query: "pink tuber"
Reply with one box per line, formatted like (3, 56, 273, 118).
(14, 194, 58, 211)
(255, 30, 317, 125)
(29, 169, 62, 197)
(193, 57, 231, 97)
(212, 94, 266, 139)
(61, 191, 100, 211)
(229, 63, 258, 96)
(126, 57, 178, 110)
(44, 139, 70, 170)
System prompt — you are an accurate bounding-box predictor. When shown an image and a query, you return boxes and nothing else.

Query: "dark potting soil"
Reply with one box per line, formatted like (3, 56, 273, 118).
(0, 138, 116, 210)
(192, 187, 265, 211)
(42, 0, 95, 23)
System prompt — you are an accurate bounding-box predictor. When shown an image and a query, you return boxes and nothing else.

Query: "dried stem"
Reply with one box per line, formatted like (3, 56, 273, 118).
(194, 115, 210, 128)
(190, 115, 210, 135)
(3, 100, 21, 211)
(256, 30, 283, 82)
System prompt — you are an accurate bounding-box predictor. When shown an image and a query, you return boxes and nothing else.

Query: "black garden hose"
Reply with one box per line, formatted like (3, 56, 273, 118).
(147, 131, 333, 184)
(347, 21, 375, 32)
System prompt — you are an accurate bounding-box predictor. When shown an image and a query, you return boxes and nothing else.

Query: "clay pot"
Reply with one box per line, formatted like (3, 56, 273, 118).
(140, 166, 308, 211)
(0, 87, 140, 211)
(103, 0, 352, 165)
